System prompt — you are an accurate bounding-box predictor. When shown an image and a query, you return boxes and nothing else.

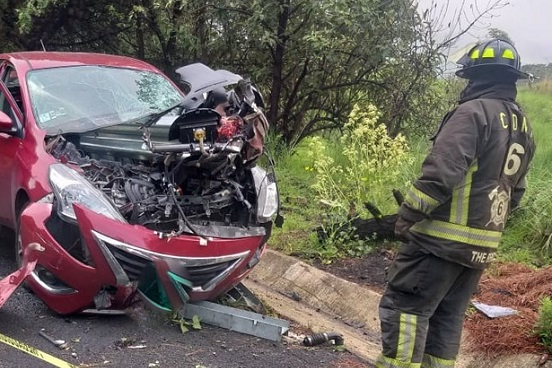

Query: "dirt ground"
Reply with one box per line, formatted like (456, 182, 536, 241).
(311, 247, 552, 360)
(312, 247, 394, 294)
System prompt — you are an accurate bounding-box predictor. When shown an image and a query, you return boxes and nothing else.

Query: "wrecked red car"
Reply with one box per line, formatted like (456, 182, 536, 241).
(0, 52, 280, 315)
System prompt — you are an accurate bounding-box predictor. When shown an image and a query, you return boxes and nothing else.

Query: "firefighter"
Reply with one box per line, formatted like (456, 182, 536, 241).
(376, 38, 536, 368)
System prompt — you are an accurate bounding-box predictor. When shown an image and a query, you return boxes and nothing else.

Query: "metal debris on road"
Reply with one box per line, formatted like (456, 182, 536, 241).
(39, 329, 69, 350)
(180, 301, 289, 342)
(303, 332, 344, 346)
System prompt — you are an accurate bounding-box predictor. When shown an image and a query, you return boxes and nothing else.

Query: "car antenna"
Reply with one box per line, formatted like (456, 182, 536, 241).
(40, 39, 47, 52)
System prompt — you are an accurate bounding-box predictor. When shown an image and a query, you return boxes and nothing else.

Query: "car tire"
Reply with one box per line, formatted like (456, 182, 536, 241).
(14, 204, 27, 268)
(14, 203, 32, 290)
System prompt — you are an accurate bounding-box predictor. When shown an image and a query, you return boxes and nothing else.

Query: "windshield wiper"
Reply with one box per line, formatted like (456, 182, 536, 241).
(136, 101, 185, 129)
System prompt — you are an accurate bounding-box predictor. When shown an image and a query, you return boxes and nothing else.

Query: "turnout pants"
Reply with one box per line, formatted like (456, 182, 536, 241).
(376, 242, 483, 368)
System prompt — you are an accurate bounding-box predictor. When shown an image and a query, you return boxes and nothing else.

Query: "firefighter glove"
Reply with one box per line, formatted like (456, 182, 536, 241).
(394, 203, 427, 243)
(394, 216, 415, 243)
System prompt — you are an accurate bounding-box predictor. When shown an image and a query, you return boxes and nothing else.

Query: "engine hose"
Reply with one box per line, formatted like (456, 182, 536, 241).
(124, 180, 138, 203)
(167, 183, 204, 238)
(303, 332, 344, 347)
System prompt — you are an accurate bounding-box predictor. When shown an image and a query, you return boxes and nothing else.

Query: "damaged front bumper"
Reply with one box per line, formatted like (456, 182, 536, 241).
(18, 202, 267, 315)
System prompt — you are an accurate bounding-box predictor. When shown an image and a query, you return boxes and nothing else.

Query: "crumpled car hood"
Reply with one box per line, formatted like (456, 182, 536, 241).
(175, 63, 242, 109)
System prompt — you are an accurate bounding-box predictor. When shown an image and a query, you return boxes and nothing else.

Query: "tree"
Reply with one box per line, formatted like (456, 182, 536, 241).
(488, 28, 513, 43)
(0, 0, 510, 146)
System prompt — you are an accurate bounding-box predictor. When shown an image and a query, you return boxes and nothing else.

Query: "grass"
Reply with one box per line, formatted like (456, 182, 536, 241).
(270, 85, 552, 266)
(536, 296, 552, 352)
(270, 139, 322, 255)
(499, 88, 552, 265)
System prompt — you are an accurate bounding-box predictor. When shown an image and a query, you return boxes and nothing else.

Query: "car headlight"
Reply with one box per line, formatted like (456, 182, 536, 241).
(49, 163, 126, 223)
(251, 166, 279, 223)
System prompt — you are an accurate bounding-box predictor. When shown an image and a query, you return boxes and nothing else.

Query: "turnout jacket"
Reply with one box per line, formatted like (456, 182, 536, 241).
(400, 83, 536, 269)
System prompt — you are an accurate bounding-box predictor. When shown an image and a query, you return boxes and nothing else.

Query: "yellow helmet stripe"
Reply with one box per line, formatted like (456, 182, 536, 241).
(482, 48, 495, 58)
(502, 49, 515, 60)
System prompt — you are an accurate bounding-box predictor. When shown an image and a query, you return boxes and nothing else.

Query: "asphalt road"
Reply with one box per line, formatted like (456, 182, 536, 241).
(0, 235, 370, 368)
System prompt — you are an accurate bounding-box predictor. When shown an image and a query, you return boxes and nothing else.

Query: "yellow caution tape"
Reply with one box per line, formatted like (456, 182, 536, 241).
(0, 332, 78, 368)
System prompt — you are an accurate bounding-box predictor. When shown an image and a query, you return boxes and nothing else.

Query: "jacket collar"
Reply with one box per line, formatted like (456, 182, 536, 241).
(458, 80, 517, 104)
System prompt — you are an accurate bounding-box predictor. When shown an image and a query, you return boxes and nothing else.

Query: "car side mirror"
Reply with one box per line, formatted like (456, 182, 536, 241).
(0, 111, 14, 131)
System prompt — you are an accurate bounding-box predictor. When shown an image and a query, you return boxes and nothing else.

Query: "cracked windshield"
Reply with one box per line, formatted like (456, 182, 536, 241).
(27, 66, 182, 134)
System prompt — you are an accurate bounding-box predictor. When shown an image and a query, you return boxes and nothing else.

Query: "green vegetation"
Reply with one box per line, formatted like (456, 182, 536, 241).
(1, 0, 445, 147)
(501, 88, 552, 265)
(536, 296, 552, 352)
(272, 86, 552, 266)
(307, 103, 411, 217)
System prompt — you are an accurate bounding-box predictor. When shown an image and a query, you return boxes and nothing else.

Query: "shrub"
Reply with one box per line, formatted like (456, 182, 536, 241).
(308, 103, 412, 218)
(302, 103, 412, 258)
(536, 296, 552, 352)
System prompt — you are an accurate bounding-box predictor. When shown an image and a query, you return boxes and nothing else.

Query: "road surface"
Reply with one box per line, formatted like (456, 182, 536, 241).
(0, 235, 370, 368)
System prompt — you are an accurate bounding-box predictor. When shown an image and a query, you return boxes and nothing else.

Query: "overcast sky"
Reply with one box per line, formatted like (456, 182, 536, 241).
(416, 0, 552, 66)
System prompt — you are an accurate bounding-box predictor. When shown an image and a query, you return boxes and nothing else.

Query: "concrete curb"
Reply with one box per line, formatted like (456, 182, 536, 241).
(246, 249, 552, 368)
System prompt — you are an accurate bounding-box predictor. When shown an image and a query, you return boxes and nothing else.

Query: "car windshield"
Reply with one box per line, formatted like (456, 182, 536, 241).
(27, 66, 184, 135)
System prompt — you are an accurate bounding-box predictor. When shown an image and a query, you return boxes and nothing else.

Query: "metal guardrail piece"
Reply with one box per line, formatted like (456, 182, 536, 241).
(180, 301, 289, 342)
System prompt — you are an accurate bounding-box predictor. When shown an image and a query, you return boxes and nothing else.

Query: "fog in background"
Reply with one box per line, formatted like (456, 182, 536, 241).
(416, 0, 552, 66)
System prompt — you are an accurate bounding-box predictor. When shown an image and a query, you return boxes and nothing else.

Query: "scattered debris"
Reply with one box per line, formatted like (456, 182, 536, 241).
(114, 337, 137, 349)
(38, 329, 69, 350)
(221, 283, 268, 314)
(471, 301, 517, 318)
(303, 332, 344, 347)
(180, 301, 289, 342)
(127, 345, 147, 349)
(81, 309, 127, 316)
(282, 331, 306, 345)
(0, 243, 44, 308)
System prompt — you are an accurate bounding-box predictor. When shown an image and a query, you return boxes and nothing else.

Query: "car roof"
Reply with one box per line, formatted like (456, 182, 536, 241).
(1, 51, 160, 72)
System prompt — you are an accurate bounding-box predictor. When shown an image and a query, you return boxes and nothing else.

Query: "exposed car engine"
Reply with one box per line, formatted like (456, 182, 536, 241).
(46, 115, 272, 238)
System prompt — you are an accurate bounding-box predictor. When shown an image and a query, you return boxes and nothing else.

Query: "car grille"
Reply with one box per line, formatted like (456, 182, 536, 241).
(92, 231, 247, 291)
(107, 242, 239, 288)
(105, 244, 153, 281)
(185, 260, 237, 288)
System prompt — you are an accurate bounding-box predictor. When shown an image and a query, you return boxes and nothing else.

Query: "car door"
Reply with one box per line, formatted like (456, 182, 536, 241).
(0, 62, 25, 226)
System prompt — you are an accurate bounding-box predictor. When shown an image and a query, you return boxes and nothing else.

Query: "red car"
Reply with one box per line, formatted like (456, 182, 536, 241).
(0, 52, 279, 314)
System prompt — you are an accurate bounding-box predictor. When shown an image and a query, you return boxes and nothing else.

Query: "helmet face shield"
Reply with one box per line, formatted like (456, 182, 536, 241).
(454, 39, 530, 80)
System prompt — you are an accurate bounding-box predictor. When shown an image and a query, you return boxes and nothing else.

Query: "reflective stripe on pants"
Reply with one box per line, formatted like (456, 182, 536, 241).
(376, 354, 421, 368)
(422, 353, 456, 367)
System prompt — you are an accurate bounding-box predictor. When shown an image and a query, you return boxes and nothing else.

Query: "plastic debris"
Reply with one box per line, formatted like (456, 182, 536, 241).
(471, 300, 517, 318)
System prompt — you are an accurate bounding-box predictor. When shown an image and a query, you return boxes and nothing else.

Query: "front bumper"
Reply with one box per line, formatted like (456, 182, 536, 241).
(20, 202, 266, 315)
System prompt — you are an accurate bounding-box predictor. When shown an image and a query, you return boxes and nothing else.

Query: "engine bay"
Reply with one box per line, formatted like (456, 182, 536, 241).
(46, 128, 263, 236)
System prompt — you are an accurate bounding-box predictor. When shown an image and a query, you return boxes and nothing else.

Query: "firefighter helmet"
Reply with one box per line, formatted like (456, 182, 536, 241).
(455, 39, 529, 79)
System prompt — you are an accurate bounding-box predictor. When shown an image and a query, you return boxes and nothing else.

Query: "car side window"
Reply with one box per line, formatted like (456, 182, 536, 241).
(0, 83, 19, 124)
(0, 65, 23, 125)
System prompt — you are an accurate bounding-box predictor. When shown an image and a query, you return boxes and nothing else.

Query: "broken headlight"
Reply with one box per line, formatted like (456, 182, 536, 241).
(49, 163, 126, 223)
(251, 166, 279, 223)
